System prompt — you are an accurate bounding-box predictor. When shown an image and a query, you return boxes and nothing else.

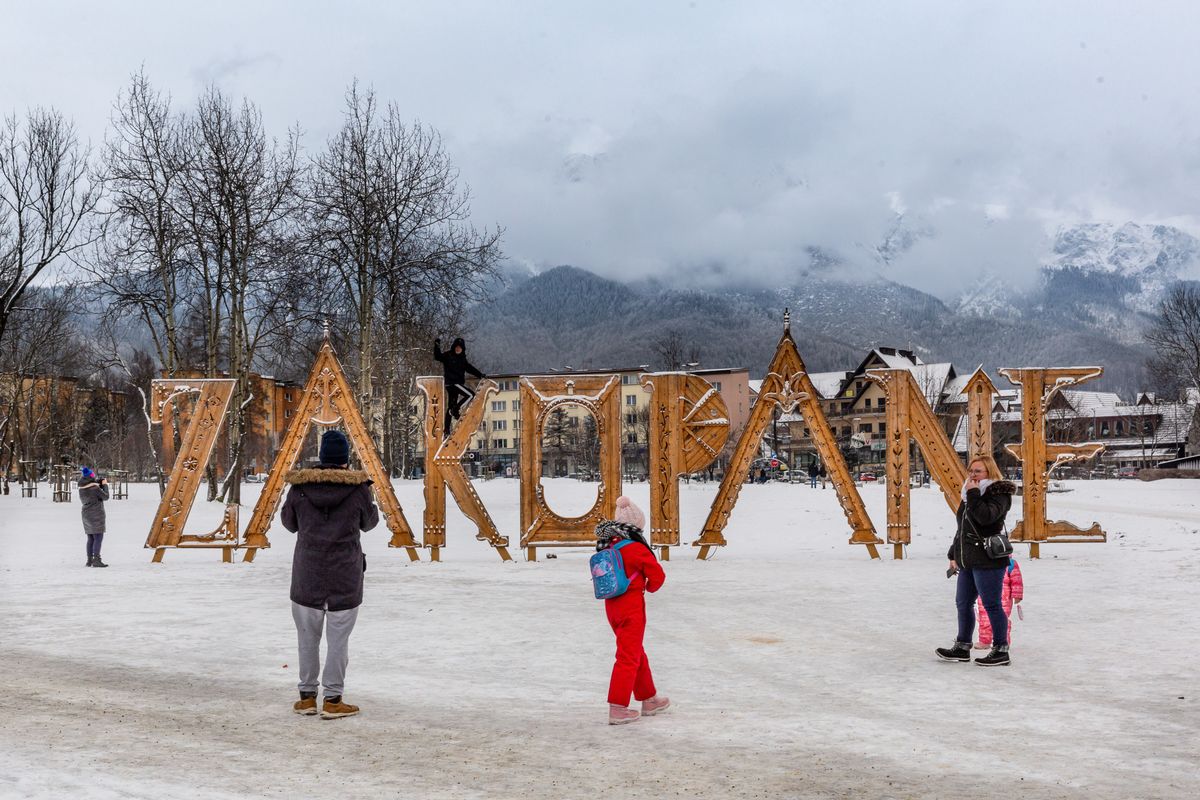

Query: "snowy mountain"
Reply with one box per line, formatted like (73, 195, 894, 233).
(1041, 221, 1200, 314)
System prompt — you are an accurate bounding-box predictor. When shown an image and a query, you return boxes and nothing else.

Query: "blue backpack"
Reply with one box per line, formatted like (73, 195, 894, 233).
(590, 539, 635, 600)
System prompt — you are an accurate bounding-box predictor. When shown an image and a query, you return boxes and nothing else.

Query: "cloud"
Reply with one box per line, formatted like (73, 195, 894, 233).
(4, 1, 1199, 300)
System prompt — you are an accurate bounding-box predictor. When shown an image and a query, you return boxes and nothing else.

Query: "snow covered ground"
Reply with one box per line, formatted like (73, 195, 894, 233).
(1, 477, 1197, 799)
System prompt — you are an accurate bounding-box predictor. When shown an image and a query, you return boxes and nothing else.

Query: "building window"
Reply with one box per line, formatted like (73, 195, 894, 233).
(622, 375, 636, 385)
(495, 439, 507, 449)
(284, 392, 292, 402)
(627, 433, 638, 444)
(841, 402, 851, 413)
(1115, 420, 1124, 436)
(569, 416, 580, 428)
(284, 410, 291, 419)
(626, 394, 637, 406)
(492, 419, 507, 431)
(803, 428, 810, 437)
(879, 422, 886, 435)
(626, 413, 637, 425)
(713, 381, 722, 391)
(878, 398, 886, 412)
(491, 400, 506, 412)
(841, 426, 851, 436)
(864, 398, 872, 409)
(1101, 421, 1109, 436)
(512, 400, 520, 412)
(859, 423, 872, 433)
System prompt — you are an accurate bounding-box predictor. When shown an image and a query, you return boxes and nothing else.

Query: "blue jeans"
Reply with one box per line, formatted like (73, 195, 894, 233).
(809, 475, 817, 487)
(955, 567, 1008, 647)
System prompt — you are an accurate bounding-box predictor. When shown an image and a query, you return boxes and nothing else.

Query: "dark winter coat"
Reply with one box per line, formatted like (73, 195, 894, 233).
(79, 478, 109, 535)
(433, 337, 484, 388)
(947, 480, 1017, 570)
(281, 466, 380, 611)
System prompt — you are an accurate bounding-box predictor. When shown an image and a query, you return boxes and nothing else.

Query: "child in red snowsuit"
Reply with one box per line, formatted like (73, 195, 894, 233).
(976, 558, 1024, 649)
(598, 497, 669, 725)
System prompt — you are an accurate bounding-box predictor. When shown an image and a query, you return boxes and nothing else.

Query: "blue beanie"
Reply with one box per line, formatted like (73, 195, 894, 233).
(319, 430, 351, 465)
(81, 466, 95, 478)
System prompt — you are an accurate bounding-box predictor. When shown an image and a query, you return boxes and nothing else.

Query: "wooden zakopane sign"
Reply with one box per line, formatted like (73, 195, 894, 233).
(241, 339, 421, 562)
(1000, 367, 1106, 558)
(693, 317, 883, 559)
(519, 374, 621, 560)
(641, 372, 730, 560)
(865, 369, 967, 559)
(416, 376, 511, 561)
(144, 379, 244, 562)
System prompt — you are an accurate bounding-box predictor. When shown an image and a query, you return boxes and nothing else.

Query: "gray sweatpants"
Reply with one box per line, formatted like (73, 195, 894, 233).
(291, 602, 359, 698)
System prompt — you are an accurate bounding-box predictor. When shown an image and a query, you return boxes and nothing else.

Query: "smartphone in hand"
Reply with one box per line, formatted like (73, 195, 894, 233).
(946, 567, 958, 579)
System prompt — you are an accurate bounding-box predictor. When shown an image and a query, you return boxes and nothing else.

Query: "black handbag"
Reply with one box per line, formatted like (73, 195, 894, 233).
(983, 529, 1014, 559)
(966, 515, 1014, 560)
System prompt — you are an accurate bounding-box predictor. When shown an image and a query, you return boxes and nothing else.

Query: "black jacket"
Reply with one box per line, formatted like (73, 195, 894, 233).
(947, 480, 1016, 570)
(434, 337, 484, 388)
(281, 465, 380, 611)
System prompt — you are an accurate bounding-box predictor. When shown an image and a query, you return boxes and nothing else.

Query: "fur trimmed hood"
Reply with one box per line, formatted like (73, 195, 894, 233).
(985, 480, 1018, 496)
(285, 468, 371, 486)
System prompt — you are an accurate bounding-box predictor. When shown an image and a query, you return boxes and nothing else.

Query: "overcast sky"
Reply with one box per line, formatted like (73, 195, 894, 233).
(4, 1, 1197, 297)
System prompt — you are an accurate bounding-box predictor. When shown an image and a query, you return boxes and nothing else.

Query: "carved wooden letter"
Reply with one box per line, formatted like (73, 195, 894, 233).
(518, 374, 622, 559)
(693, 322, 882, 559)
(416, 377, 510, 561)
(242, 340, 420, 562)
(145, 379, 240, 562)
(641, 373, 730, 559)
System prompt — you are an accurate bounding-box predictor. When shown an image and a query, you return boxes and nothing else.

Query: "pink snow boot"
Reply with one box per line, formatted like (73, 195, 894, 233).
(608, 704, 640, 725)
(641, 696, 671, 716)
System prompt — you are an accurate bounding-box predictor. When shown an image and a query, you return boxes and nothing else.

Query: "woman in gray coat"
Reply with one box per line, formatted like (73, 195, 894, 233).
(79, 467, 109, 567)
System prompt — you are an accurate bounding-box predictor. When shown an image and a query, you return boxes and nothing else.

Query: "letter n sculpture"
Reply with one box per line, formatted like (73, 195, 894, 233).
(144, 379, 243, 562)
(519, 374, 621, 560)
(241, 337, 421, 562)
(416, 376, 511, 561)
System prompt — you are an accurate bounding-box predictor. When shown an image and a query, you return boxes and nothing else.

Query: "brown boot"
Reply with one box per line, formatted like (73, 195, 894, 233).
(293, 692, 317, 716)
(320, 696, 359, 719)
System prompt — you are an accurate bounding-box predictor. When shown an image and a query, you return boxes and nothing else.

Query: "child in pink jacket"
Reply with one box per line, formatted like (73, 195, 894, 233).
(976, 558, 1024, 649)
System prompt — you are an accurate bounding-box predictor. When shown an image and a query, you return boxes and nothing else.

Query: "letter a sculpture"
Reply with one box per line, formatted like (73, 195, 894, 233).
(241, 332, 421, 562)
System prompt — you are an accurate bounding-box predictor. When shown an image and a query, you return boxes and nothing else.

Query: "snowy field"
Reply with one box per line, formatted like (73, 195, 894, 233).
(1, 477, 1198, 800)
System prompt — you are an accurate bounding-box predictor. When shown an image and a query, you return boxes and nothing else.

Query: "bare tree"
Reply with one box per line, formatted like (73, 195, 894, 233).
(1146, 283, 1200, 398)
(89, 72, 189, 377)
(308, 83, 501, 438)
(174, 87, 303, 503)
(0, 108, 99, 345)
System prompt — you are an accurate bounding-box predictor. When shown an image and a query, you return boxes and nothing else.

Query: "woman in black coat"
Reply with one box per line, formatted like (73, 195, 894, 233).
(936, 455, 1017, 667)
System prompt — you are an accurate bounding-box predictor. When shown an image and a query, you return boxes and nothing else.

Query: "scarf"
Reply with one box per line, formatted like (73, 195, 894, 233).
(961, 478, 995, 503)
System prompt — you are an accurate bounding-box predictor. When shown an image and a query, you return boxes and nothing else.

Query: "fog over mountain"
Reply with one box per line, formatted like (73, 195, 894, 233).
(468, 222, 1198, 396)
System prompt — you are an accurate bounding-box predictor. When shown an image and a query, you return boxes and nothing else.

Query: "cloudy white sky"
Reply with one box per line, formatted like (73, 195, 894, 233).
(3, 1, 1197, 297)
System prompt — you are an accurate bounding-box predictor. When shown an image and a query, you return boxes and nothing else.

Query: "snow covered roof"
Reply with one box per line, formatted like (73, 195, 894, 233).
(807, 371, 849, 399)
(1057, 390, 1125, 416)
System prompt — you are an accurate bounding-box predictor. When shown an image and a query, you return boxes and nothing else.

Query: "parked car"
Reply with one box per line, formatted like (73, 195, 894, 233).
(244, 473, 264, 483)
(858, 472, 878, 482)
(1117, 466, 1139, 479)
